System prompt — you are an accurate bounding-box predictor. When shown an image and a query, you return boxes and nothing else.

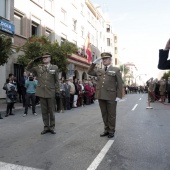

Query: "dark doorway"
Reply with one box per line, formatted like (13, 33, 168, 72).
(14, 64, 24, 82)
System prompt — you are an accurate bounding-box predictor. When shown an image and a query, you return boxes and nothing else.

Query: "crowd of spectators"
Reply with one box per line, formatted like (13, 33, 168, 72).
(124, 77, 170, 104)
(0, 72, 97, 119)
(124, 85, 148, 94)
(146, 77, 170, 103)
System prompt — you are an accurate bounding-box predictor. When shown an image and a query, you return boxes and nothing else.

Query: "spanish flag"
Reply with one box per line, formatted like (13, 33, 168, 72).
(84, 33, 92, 63)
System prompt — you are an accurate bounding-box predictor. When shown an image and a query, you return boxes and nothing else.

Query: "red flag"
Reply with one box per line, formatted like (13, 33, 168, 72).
(84, 33, 92, 63)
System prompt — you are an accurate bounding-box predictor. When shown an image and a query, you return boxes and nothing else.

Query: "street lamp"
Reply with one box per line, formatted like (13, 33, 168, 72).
(135, 74, 147, 86)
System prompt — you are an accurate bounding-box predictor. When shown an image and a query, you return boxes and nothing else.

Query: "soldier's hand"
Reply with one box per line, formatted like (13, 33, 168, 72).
(165, 39, 170, 50)
(115, 97, 121, 102)
(93, 58, 101, 64)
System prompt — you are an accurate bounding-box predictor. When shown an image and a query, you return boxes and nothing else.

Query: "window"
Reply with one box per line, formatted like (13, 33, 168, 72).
(61, 33, 67, 44)
(81, 3, 84, 15)
(45, 0, 53, 13)
(0, 0, 6, 18)
(92, 52, 95, 61)
(106, 24, 110, 32)
(91, 17, 94, 24)
(100, 32, 102, 39)
(32, 22, 39, 36)
(72, 19, 77, 32)
(107, 38, 110, 46)
(114, 36, 117, 43)
(115, 47, 117, 54)
(81, 26, 84, 37)
(14, 13, 22, 35)
(72, 0, 77, 8)
(61, 9, 67, 24)
(115, 58, 117, 65)
(91, 35, 94, 45)
(45, 29, 52, 41)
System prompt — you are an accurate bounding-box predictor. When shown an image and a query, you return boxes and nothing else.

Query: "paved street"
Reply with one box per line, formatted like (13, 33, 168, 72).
(0, 93, 170, 170)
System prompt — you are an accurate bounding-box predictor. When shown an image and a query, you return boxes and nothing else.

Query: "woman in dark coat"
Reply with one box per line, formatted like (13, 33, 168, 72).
(5, 78, 17, 117)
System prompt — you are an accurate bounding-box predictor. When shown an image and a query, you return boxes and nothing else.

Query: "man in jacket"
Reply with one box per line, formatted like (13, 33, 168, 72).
(26, 52, 59, 135)
(88, 52, 123, 138)
(23, 73, 37, 117)
(63, 79, 71, 110)
(146, 77, 155, 102)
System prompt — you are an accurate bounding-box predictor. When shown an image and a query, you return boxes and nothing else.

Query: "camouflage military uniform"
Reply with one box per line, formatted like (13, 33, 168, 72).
(26, 62, 59, 131)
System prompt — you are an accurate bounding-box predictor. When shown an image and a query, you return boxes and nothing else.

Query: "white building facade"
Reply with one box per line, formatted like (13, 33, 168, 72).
(0, 0, 115, 98)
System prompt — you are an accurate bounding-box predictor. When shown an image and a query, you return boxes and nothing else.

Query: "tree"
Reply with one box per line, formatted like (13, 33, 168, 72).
(17, 36, 78, 72)
(162, 71, 170, 80)
(0, 34, 12, 66)
(119, 65, 130, 76)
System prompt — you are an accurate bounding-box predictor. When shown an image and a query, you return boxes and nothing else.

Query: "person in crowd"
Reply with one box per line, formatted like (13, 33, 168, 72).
(125, 86, 128, 94)
(63, 79, 71, 110)
(3, 74, 11, 93)
(6, 73, 14, 83)
(57, 79, 65, 113)
(26, 52, 59, 135)
(159, 78, 166, 103)
(17, 79, 22, 103)
(68, 77, 75, 109)
(89, 81, 95, 104)
(19, 72, 28, 107)
(88, 52, 123, 138)
(84, 80, 92, 105)
(5, 78, 17, 117)
(146, 77, 155, 102)
(77, 80, 84, 107)
(138, 86, 141, 94)
(73, 78, 79, 108)
(153, 78, 160, 101)
(23, 73, 37, 117)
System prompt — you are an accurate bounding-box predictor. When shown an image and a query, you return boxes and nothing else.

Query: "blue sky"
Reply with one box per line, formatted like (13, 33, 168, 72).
(91, 0, 170, 81)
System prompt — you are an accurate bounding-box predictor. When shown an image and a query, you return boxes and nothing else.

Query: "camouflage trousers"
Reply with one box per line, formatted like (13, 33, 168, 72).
(40, 97, 55, 130)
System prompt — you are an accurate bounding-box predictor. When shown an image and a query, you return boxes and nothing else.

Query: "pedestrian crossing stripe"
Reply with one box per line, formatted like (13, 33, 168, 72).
(0, 161, 42, 170)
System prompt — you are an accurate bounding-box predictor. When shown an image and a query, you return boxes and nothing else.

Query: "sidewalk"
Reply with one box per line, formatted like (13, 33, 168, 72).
(0, 100, 24, 113)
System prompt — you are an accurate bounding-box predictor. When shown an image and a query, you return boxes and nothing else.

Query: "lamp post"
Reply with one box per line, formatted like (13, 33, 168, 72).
(135, 74, 147, 86)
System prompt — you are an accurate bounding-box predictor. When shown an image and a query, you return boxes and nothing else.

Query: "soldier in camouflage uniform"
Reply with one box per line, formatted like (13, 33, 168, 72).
(88, 52, 123, 138)
(26, 53, 59, 135)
